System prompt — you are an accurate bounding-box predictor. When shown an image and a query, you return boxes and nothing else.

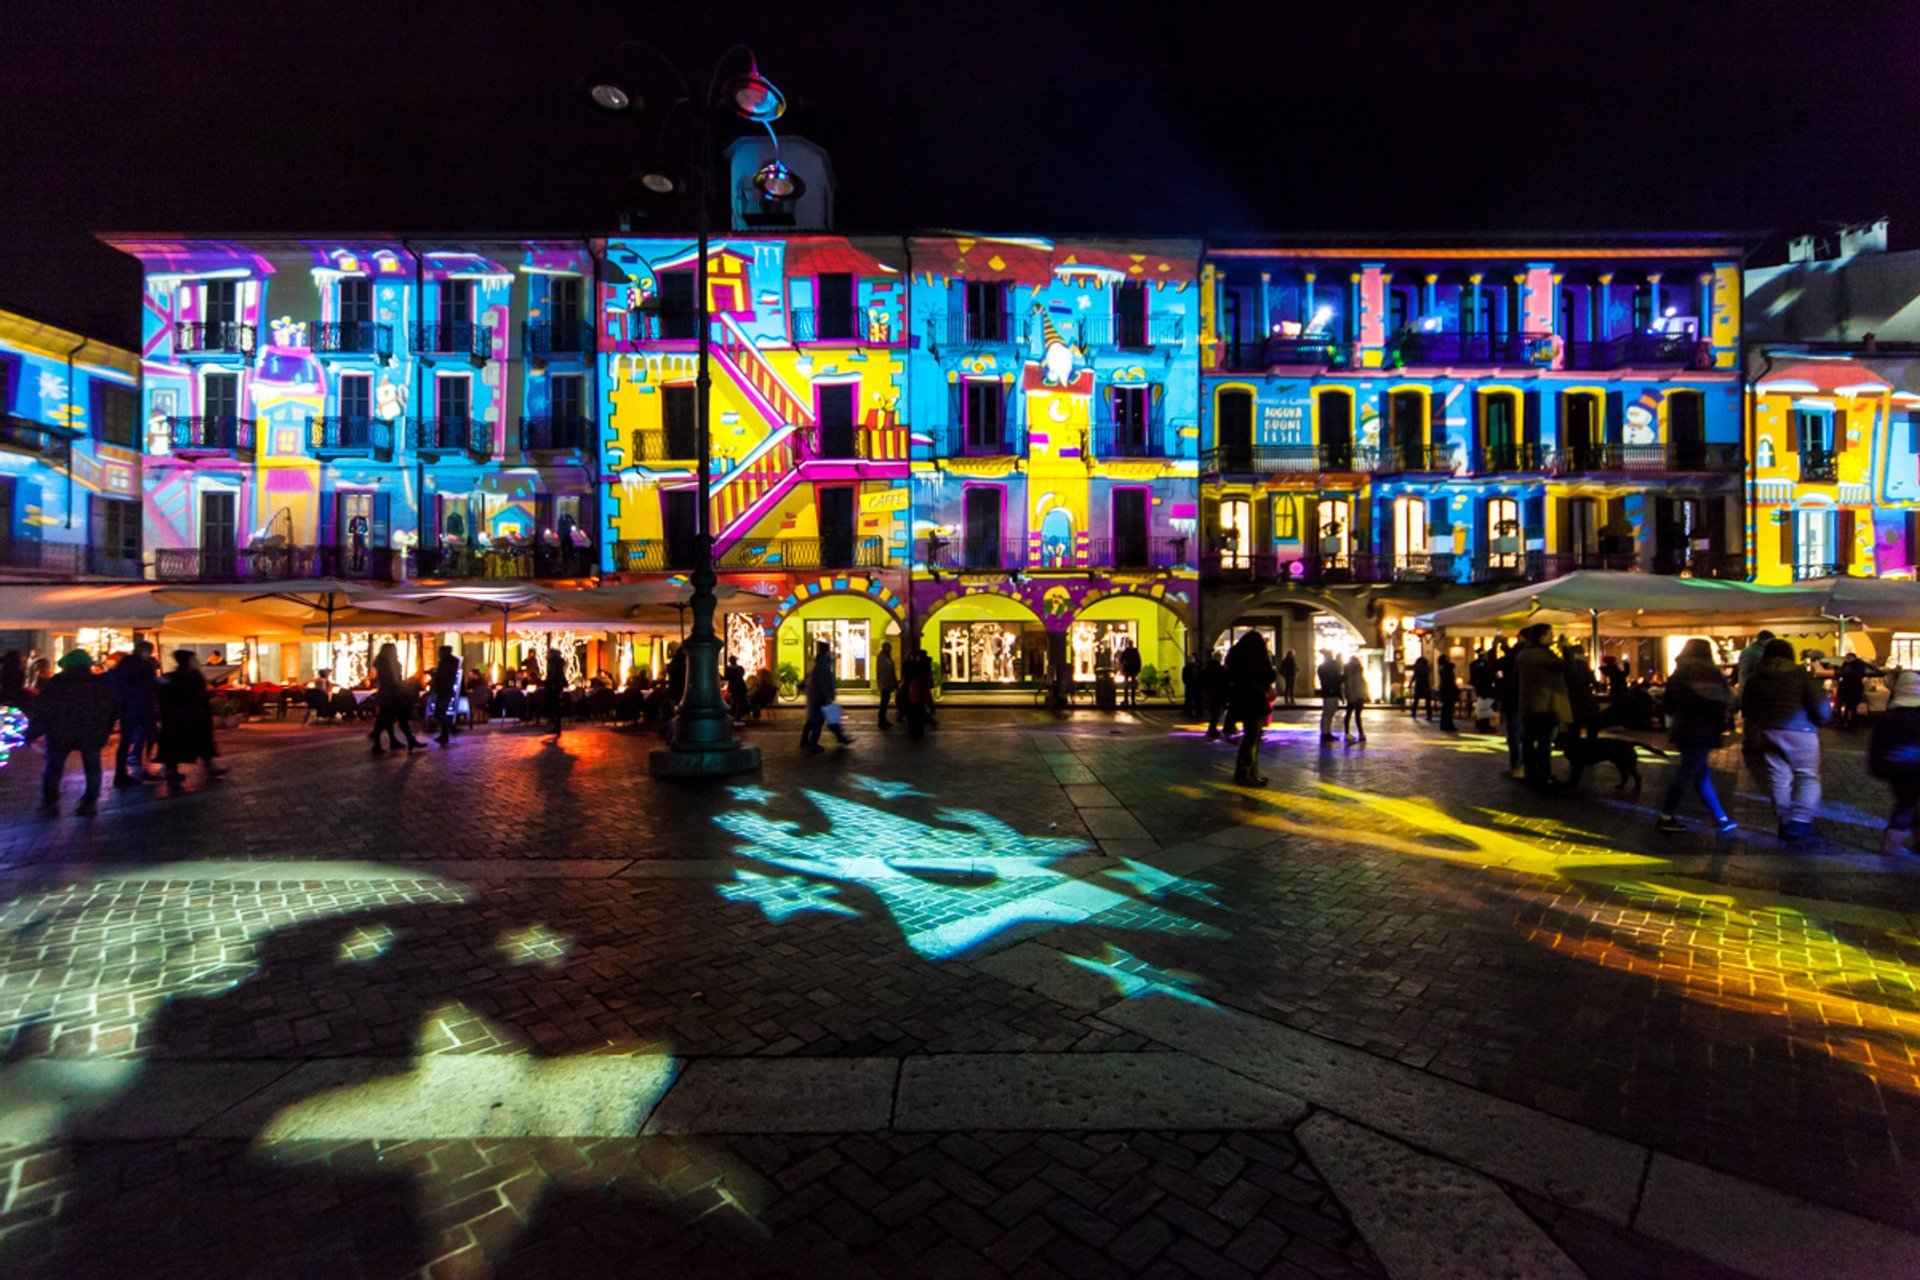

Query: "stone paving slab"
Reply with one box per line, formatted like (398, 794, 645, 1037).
(0, 1059, 294, 1142)
(644, 1058, 898, 1134)
(1298, 1112, 1585, 1280)
(895, 1052, 1308, 1131)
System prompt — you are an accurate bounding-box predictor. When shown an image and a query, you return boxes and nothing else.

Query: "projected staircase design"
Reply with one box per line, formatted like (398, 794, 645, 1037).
(709, 315, 812, 556)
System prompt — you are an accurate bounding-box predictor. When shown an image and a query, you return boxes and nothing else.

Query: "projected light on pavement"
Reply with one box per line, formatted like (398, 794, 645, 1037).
(1065, 944, 1219, 1007)
(717, 869, 859, 921)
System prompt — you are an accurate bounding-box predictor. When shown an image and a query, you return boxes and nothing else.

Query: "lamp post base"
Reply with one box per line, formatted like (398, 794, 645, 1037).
(648, 742, 762, 779)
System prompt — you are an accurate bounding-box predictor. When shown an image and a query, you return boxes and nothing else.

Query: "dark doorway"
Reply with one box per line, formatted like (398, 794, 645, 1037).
(819, 486, 856, 567)
(1217, 389, 1253, 469)
(664, 488, 699, 568)
(964, 487, 1003, 568)
(818, 384, 856, 458)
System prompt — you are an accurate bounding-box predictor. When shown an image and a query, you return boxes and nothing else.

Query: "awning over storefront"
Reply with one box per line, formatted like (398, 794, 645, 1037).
(1417, 572, 1825, 634)
(0, 584, 174, 629)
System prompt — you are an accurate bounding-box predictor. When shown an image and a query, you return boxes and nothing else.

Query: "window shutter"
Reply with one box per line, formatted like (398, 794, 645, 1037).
(1605, 390, 1625, 444)
(1353, 492, 1373, 557)
(1779, 512, 1795, 568)
(1837, 508, 1856, 567)
(1466, 390, 1481, 451)
(1554, 497, 1570, 553)
(371, 489, 391, 547)
(1429, 496, 1451, 537)
(1474, 499, 1490, 562)
(1302, 498, 1319, 553)
(1785, 411, 1801, 453)
(1523, 493, 1545, 543)
(1521, 390, 1542, 451)
(1200, 495, 1219, 549)
(1833, 408, 1849, 452)
(1379, 390, 1394, 451)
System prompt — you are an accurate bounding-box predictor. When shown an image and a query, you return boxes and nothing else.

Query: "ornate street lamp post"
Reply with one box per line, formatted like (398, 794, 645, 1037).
(591, 46, 792, 778)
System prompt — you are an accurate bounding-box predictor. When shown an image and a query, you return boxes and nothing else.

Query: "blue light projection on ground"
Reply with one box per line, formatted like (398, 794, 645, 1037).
(728, 784, 776, 806)
(1102, 858, 1224, 908)
(849, 775, 929, 800)
(713, 790, 1222, 959)
(716, 870, 859, 921)
(1064, 945, 1219, 1007)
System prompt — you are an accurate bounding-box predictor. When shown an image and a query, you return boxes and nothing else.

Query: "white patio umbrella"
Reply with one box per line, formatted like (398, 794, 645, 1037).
(153, 578, 435, 652)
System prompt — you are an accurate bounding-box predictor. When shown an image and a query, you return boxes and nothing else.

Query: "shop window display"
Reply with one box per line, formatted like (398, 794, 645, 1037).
(940, 621, 1042, 684)
(805, 618, 870, 683)
(1071, 621, 1137, 682)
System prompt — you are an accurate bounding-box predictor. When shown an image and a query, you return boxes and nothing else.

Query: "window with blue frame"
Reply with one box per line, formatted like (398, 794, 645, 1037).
(1792, 408, 1833, 454)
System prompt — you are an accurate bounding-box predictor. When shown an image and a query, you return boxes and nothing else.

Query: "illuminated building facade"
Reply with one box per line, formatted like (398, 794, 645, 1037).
(0, 310, 141, 583)
(1198, 239, 1747, 669)
(597, 234, 913, 687)
(905, 236, 1200, 691)
(105, 237, 601, 583)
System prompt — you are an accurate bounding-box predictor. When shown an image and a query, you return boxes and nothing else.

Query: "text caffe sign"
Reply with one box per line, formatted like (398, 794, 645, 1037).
(860, 489, 910, 514)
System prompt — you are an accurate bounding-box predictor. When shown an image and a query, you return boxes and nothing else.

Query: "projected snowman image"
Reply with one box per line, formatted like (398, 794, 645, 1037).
(714, 787, 1222, 961)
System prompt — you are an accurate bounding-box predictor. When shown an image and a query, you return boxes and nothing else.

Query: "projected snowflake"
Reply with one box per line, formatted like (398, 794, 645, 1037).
(717, 870, 858, 921)
(1065, 944, 1218, 1007)
(714, 790, 1216, 958)
(729, 784, 775, 806)
(850, 775, 928, 800)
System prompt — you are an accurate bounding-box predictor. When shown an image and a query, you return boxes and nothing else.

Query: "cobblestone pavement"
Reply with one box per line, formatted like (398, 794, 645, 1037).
(1, 707, 1919, 1277)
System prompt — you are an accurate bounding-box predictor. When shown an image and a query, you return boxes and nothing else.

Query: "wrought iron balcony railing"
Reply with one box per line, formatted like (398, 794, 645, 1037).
(1799, 451, 1839, 483)
(173, 321, 256, 358)
(410, 322, 492, 360)
(0, 416, 76, 462)
(150, 544, 403, 584)
(805, 425, 912, 462)
(1653, 549, 1747, 580)
(167, 415, 255, 453)
(519, 415, 592, 453)
(1563, 333, 1708, 370)
(718, 537, 900, 571)
(927, 537, 1027, 572)
(1077, 536, 1191, 569)
(928, 313, 1015, 346)
(410, 415, 492, 456)
(791, 307, 895, 343)
(1072, 314, 1185, 348)
(929, 423, 1025, 459)
(629, 429, 701, 463)
(311, 321, 392, 358)
(1201, 444, 1367, 474)
(1088, 426, 1168, 459)
(308, 415, 392, 455)
(610, 539, 698, 573)
(1216, 337, 1349, 371)
(1557, 442, 1743, 474)
(1390, 330, 1556, 366)
(1371, 442, 1452, 474)
(1474, 443, 1550, 474)
(522, 321, 592, 358)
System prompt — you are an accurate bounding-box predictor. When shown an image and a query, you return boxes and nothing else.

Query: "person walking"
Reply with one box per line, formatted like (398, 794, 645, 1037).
(1118, 640, 1142, 710)
(1182, 654, 1202, 719)
(1469, 649, 1495, 732)
(725, 656, 750, 723)
(1832, 653, 1879, 730)
(1341, 655, 1369, 743)
(801, 640, 852, 753)
(1408, 653, 1432, 721)
(1733, 629, 1774, 724)
(157, 650, 226, 787)
(369, 643, 423, 754)
(1316, 649, 1343, 744)
(1657, 639, 1737, 834)
(543, 647, 568, 739)
(26, 650, 116, 816)
(1436, 652, 1458, 733)
(903, 647, 934, 739)
(875, 643, 898, 730)
(1514, 625, 1570, 788)
(1563, 644, 1597, 738)
(0, 650, 27, 708)
(1203, 653, 1231, 739)
(430, 645, 462, 745)
(1496, 640, 1523, 776)
(107, 640, 160, 786)
(1869, 670, 1920, 855)
(1226, 630, 1275, 786)
(1277, 649, 1298, 708)
(1741, 638, 1831, 841)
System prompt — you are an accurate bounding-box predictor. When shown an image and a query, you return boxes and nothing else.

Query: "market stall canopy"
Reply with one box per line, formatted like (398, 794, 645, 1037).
(1762, 577, 1920, 628)
(0, 583, 174, 629)
(1418, 571, 1822, 633)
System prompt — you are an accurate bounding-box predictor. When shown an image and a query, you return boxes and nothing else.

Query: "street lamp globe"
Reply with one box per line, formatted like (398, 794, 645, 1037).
(589, 81, 636, 112)
(751, 160, 804, 201)
(726, 70, 786, 123)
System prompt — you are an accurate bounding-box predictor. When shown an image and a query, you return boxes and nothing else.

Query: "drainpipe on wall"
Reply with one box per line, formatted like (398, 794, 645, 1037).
(405, 238, 425, 559)
(62, 334, 90, 532)
(589, 234, 603, 576)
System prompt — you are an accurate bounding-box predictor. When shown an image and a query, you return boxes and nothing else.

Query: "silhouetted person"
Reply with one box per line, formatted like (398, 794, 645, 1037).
(108, 640, 160, 785)
(0, 649, 27, 708)
(1408, 654, 1432, 720)
(1203, 654, 1231, 739)
(1118, 639, 1142, 709)
(1342, 655, 1369, 742)
(1436, 652, 1458, 733)
(1277, 648, 1298, 708)
(1743, 638, 1830, 841)
(27, 649, 116, 816)
(157, 650, 225, 787)
(1182, 655, 1202, 718)
(726, 656, 750, 722)
(875, 643, 897, 729)
(1870, 670, 1920, 856)
(544, 647, 568, 739)
(1658, 638, 1736, 835)
(430, 645, 462, 745)
(370, 643, 422, 754)
(801, 641, 852, 753)
(1515, 625, 1568, 788)
(1226, 631, 1275, 787)
(1316, 649, 1342, 743)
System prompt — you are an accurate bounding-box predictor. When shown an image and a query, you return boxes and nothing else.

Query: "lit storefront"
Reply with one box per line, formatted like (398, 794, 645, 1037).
(940, 620, 1045, 684)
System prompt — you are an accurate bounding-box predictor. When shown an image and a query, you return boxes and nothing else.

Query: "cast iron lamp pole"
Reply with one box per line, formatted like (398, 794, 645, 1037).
(592, 45, 787, 778)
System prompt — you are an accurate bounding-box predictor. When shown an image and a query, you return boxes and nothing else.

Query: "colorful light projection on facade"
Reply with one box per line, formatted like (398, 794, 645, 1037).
(712, 787, 1222, 959)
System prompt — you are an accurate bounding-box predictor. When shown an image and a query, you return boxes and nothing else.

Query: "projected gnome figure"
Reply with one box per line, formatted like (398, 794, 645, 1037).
(1032, 305, 1080, 387)
(715, 789, 1219, 960)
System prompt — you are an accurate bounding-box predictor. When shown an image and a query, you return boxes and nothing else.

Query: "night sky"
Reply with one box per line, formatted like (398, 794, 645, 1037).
(4, 0, 1917, 347)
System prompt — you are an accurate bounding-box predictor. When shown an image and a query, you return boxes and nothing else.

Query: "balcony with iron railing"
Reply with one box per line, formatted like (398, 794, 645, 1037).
(522, 321, 593, 359)
(1389, 330, 1556, 367)
(1563, 332, 1707, 370)
(150, 544, 404, 583)
(1088, 425, 1169, 460)
(792, 307, 899, 344)
(1473, 443, 1550, 474)
(409, 542, 589, 580)
(308, 415, 392, 457)
(1200, 443, 1368, 475)
(311, 321, 392, 358)
(927, 313, 1018, 347)
(173, 321, 256, 359)
(1072, 314, 1186, 349)
(1557, 442, 1742, 474)
(927, 537, 1027, 573)
(1371, 441, 1453, 474)
(519, 414, 592, 454)
(409, 322, 492, 360)
(1077, 536, 1190, 570)
(410, 415, 492, 457)
(1215, 336, 1350, 371)
(717, 537, 900, 571)
(1791, 561, 1847, 582)
(1653, 549, 1747, 579)
(1799, 451, 1839, 484)
(0, 416, 76, 462)
(629, 429, 701, 464)
(928, 423, 1025, 460)
(804, 425, 913, 462)
(167, 415, 256, 454)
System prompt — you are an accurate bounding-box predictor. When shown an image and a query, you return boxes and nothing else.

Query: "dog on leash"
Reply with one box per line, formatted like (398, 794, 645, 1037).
(1562, 735, 1667, 793)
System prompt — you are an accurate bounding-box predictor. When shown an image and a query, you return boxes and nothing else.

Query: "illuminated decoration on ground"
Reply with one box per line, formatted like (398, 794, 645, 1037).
(1064, 944, 1218, 1007)
(729, 784, 775, 805)
(1102, 858, 1224, 908)
(714, 789, 1220, 959)
(849, 775, 928, 800)
(717, 870, 859, 922)
(0, 708, 27, 767)
(335, 922, 398, 965)
(496, 922, 571, 968)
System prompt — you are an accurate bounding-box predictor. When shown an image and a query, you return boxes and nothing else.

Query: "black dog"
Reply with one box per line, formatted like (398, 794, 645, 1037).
(1562, 735, 1666, 792)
